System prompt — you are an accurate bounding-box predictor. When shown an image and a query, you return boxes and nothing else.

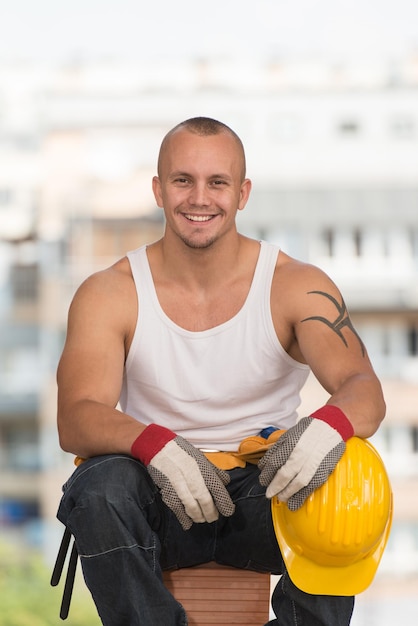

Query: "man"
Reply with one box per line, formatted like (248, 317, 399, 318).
(56, 117, 385, 625)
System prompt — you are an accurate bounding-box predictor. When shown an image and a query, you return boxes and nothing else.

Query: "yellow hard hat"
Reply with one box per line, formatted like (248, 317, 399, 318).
(271, 436, 393, 596)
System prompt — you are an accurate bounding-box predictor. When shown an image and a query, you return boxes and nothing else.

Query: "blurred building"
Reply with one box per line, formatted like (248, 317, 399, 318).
(0, 57, 417, 580)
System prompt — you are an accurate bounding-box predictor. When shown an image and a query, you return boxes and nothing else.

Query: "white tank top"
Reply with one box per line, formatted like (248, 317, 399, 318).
(120, 241, 310, 451)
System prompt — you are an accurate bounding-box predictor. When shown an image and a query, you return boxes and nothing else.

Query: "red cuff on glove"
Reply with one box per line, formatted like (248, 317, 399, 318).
(311, 405, 354, 441)
(131, 424, 176, 465)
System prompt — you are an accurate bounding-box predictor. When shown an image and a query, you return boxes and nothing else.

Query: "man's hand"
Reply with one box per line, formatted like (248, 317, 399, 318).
(258, 406, 354, 510)
(131, 424, 235, 530)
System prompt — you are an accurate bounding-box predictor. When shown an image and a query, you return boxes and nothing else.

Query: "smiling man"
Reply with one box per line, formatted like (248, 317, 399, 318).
(55, 117, 385, 625)
(153, 118, 250, 250)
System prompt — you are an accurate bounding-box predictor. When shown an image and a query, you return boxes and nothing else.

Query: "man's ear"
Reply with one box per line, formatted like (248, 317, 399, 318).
(238, 178, 252, 211)
(152, 176, 163, 208)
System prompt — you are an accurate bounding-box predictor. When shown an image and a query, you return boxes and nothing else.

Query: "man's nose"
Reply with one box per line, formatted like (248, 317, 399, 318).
(188, 182, 210, 206)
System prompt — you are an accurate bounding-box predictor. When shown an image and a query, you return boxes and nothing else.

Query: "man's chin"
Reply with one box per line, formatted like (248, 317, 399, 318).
(180, 235, 217, 249)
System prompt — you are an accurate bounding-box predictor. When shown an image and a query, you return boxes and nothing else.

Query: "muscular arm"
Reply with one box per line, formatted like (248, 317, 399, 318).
(57, 260, 145, 458)
(273, 258, 385, 438)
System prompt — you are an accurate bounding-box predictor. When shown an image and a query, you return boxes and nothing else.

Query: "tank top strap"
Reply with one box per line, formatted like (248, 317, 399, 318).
(246, 240, 280, 308)
(126, 245, 155, 305)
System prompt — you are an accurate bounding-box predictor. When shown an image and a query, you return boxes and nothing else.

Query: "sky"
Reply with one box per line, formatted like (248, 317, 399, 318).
(0, 0, 418, 65)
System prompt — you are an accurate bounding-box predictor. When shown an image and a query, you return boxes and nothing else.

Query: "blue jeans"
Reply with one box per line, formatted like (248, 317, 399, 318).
(57, 455, 354, 625)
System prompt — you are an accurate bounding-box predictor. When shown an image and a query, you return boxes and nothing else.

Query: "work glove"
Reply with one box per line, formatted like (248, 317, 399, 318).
(131, 424, 235, 530)
(258, 406, 354, 511)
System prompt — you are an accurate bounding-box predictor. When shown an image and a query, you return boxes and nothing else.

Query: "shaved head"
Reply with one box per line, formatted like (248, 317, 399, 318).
(158, 117, 247, 181)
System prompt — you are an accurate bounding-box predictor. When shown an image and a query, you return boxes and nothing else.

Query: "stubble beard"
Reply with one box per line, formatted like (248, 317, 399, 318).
(179, 232, 218, 250)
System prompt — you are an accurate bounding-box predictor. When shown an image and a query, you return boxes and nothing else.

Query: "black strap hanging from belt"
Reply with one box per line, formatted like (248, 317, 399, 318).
(51, 527, 78, 620)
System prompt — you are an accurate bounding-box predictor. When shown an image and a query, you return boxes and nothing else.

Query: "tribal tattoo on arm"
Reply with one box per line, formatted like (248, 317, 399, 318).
(301, 290, 365, 356)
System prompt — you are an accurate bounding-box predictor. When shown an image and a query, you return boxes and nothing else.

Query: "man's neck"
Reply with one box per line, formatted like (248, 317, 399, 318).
(145, 235, 260, 331)
(150, 232, 249, 290)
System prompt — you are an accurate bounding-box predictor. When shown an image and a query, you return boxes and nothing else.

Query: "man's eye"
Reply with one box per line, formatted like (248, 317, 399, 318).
(212, 180, 226, 186)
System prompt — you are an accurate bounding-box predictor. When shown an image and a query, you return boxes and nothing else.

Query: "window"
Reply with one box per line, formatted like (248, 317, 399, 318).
(412, 427, 418, 454)
(353, 228, 362, 256)
(407, 326, 418, 356)
(0, 498, 40, 525)
(2, 423, 40, 472)
(0, 188, 12, 205)
(390, 116, 416, 139)
(10, 264, 38, 302)
(322, 228, 335, 257)
(410, 229, 418, 259)
(382, 327, 390, 357)
(337, 119, 361, 136)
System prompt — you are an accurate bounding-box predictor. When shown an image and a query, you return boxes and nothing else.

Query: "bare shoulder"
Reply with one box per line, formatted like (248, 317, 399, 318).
(73, 257, 133, 301)
(273, 251, 340, 308)
(67, 257, 137, 340)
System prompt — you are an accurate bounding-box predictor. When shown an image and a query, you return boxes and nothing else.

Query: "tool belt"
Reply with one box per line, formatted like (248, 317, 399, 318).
(202, 428, 283, 468)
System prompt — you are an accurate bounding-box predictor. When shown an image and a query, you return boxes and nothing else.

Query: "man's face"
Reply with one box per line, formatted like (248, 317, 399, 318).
(152, 129, 251, 249)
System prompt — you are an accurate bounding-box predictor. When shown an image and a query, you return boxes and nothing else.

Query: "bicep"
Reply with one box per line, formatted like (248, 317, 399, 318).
(293, 279, 372, 394)
(57, 281, 127, 411)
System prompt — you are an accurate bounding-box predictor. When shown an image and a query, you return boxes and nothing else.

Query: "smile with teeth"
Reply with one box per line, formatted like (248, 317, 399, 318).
(184, 214, 214, 222)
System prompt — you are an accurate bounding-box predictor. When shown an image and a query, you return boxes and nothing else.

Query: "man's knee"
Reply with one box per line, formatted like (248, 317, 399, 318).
(57, 455, 162, 555)
(58, 455, 156, 524)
